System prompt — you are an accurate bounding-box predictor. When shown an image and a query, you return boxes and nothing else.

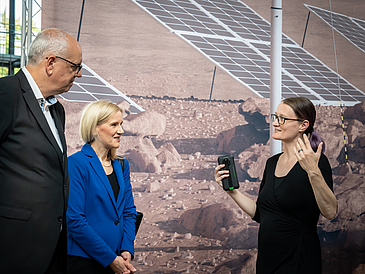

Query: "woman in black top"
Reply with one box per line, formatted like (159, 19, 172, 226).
(215, 97, 337, 274)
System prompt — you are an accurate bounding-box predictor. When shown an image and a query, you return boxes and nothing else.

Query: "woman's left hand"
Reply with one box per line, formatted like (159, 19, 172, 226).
(121, 251, 132, 264)
(294, 134, 322, 174)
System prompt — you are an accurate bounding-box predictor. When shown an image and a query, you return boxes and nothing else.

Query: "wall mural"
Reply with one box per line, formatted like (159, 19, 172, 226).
(43, 0, 365, 273)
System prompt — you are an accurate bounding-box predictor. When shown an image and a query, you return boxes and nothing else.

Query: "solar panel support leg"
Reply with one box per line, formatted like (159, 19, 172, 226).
(301, 11, 311, 48)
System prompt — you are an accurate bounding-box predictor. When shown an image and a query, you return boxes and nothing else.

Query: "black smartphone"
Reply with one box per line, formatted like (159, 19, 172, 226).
(217, 154, 239, 191)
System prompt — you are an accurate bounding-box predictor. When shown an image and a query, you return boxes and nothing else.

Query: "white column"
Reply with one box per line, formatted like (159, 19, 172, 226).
(270, 0, 282, 156)
(27, 0, 33, 54)
(21, 0, 27, 67)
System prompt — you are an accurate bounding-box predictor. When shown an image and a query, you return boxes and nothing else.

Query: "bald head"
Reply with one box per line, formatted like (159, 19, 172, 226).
(26, 28, 83, 98)
(27, 28, 79, 66)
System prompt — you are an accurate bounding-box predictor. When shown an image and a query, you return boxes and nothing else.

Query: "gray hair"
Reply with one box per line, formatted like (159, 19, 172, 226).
(27, 28, 70, 66)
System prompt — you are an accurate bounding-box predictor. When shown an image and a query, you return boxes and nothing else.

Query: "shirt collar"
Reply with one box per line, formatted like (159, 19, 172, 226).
(22, 67, 58, 107)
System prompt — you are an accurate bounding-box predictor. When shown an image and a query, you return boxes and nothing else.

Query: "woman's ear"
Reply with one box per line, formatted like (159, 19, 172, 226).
(299, 120, 309, 133)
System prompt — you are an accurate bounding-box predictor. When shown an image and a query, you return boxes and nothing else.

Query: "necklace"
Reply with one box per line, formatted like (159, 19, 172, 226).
(99, 157, 112, 167)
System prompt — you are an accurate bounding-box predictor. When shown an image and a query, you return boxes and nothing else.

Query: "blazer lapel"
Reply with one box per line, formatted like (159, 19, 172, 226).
(89, 156, 119, 214)
(113, 159, 125, 216)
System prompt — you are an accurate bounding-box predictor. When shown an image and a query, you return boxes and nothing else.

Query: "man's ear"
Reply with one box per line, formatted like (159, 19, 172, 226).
(299, 120, 309, 133)
(45, 56, 56, 76)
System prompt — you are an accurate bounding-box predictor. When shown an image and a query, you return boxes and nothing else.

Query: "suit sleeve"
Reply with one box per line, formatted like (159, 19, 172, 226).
(120, 159, 137, 259)
(66, 155, 117, 267)
(0, 76, 17, 145)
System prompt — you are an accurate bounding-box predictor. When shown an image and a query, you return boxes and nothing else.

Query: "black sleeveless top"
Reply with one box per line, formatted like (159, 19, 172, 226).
(107, 170, 119, 201)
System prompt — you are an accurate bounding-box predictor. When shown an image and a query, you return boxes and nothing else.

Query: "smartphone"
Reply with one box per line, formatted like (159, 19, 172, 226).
(217, 154, 239, 191)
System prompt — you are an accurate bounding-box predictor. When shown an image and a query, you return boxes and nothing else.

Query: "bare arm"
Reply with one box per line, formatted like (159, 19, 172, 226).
(307, 167, 337, 220)
(295, 135, 337, 220)
(214, 164, 256, 218)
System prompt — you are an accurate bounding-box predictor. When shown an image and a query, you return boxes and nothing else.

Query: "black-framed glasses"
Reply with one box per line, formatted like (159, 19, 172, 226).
(55, 56, 82, 74)
(271, 114, 304, 125)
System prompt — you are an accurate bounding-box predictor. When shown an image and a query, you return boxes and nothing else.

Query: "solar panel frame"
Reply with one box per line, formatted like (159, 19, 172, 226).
(58, 64, 144, 114)
(305, 4, 365, 53)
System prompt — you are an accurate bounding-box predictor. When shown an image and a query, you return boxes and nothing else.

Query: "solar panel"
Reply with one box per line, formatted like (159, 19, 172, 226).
(59, 64, 144, 114)
(132, 0, 365, 106)
(305, 4, 365, 54)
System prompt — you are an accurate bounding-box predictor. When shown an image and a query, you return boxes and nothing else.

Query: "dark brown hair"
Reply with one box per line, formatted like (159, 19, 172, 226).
(282, 97, 325, 152)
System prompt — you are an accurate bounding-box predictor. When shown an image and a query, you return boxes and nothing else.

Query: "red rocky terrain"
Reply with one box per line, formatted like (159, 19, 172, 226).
(63, 96, 365, 274)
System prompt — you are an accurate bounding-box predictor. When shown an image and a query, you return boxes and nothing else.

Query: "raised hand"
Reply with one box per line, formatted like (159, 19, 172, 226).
(294, 134, 322, 174)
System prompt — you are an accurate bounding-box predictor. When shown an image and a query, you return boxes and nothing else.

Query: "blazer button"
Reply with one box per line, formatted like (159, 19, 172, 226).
(58, 216, 63, 222)
(114, 220, 119, 225)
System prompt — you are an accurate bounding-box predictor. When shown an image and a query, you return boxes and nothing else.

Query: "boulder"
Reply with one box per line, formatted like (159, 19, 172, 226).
(238, 97, 270, 117)
(324, 174, 365, 252)
(344, 101, 365, 124)
(346, 119, 365, 144)
(178, 203, 258, 249)
(127, 137, 162, 173)
(122, 110, 166, 136)
(238, 143, 270, 181)
(216, 124, 269, 155)
(238, 97, 270, 131)
(156, 142, 181, 169)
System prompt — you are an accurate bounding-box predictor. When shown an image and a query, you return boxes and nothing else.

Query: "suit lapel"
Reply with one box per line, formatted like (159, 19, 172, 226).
(50, 105, 67, 154)
(22, 85, 64, 163)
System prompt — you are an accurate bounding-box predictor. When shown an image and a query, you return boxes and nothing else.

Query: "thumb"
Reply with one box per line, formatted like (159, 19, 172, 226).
(125, 261, 136, 272)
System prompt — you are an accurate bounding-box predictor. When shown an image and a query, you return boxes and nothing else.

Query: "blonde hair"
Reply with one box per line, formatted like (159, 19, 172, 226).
(80, 100, 123, 160)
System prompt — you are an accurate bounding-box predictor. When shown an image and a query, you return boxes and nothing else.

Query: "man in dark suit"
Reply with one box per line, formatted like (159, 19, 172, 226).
(0, 28, 82, 273)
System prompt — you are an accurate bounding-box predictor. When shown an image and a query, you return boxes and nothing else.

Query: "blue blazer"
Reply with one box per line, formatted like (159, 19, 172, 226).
(66, 143, 137, 267)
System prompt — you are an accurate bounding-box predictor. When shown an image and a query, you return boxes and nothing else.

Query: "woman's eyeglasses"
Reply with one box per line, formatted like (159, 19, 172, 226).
(271, 114, 304, 125)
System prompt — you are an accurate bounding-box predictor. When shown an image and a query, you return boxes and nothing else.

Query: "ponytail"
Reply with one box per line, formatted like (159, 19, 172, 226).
(309, 131, 325, 153)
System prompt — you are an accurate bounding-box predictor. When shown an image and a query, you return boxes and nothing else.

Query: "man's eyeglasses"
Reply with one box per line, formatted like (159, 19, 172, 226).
(271, 114, 304, 125)
(55, 56, 82, 74)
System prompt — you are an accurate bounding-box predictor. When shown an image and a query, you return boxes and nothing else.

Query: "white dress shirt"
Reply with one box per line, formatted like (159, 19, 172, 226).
(22, 67, 63, 153)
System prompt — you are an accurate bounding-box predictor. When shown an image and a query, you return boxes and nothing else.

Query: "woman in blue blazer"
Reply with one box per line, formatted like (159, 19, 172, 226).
(67, 100, 137, 274)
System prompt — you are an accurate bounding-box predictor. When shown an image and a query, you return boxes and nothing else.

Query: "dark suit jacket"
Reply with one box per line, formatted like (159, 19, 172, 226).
(0, 70, 69, 273)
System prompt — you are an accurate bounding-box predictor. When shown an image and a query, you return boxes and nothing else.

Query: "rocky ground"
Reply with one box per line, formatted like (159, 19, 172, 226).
(63, 96, 365, 274)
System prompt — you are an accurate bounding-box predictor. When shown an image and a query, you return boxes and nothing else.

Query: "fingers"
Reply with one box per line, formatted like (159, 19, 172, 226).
(214, 164, 225, 173)
(297, 135, 323, 155)
(110, 256, 136, 274)
(298, 135, 310, 150)
(316, 142, 323, 155)
(215, 164, 229, 178)
(214, 164, 229, 188)
(125, 262, 136, 273)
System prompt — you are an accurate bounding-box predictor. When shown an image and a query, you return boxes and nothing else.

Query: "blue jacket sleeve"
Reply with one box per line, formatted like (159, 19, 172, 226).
(120, 159, 137, 258)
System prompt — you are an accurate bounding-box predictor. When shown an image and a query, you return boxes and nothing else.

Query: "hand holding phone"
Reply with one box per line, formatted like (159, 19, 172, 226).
(217, 154, 239, 191)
